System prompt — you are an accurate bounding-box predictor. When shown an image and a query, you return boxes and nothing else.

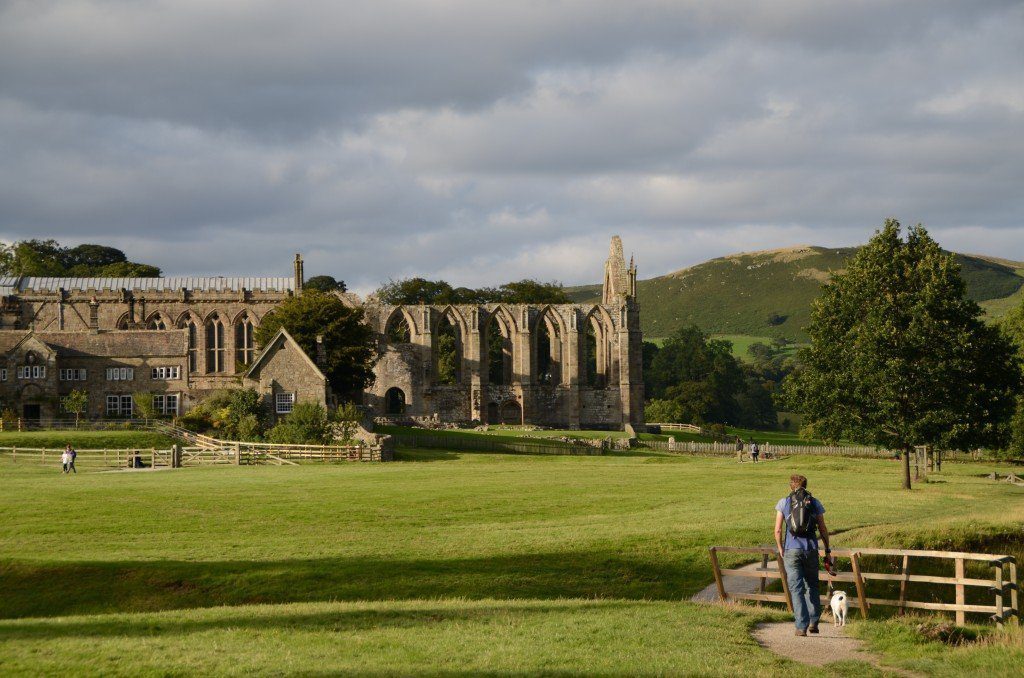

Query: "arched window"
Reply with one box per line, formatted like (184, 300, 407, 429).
(584, 312, 612, 388)
(177, 315, 198, 372)
(485, 312, 513, 385)
(535, 312, 562, 385)
(147, 314, 167, 330)
(116, 314, 130, 330)
(434, 313, 461, 385)
(385, 387, 406, 415)
(235, 314, 256, 367)
(205, 314, 225, 373)
(385, 311, 412, 343)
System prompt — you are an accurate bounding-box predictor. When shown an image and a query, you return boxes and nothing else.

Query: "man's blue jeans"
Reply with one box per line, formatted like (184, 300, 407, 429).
(784, 549, 821, 630)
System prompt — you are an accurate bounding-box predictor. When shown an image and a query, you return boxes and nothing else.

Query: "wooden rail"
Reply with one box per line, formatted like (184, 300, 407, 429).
(708, 545, 1019, 626)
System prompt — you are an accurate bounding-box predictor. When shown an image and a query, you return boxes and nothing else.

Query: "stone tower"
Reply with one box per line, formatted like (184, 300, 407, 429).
(602, 236, 631, 305)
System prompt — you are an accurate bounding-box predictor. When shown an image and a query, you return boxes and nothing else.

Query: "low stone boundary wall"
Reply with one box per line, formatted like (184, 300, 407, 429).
(391, 433, 605, 456)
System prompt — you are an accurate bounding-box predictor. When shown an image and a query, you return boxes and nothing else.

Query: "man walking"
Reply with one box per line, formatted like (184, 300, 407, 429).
(774, 474, 831, 636)
(66, 444, 77, 474)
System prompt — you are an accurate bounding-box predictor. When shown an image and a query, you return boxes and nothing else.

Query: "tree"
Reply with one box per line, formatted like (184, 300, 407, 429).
(787, 220, 1021, 489)
(305, 275, 347, 293)
(375, 277, 569, 305)
(376, 278, 457, 305)
(494, 280, 569, 304)
(62, 389, 89, 426)
(999, 301, 1024, 458)
(0, 239, 161, 277)
(133, 392, 158, 420)
(645, 325, 745, 424)
(255, 290, 377, 396)
(63, 244, 127, 269)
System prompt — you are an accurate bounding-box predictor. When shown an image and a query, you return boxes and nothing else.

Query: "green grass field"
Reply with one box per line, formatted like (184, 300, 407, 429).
(1, 449, 1022, 675)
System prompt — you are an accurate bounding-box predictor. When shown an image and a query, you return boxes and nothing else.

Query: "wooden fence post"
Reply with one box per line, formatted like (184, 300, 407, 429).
(850, 552, 869, 619)
(708, 547, 728, 602)
(759, 552, 770, 594)
(955, 558, 966, 625)
(1010, 560, 1019, 626)
(898, 554, 910, 616)
(11, 446, 15, 463)
(994, 562, 1004, 627)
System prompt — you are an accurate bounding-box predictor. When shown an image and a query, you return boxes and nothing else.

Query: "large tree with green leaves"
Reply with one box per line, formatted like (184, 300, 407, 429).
(645, 325, 745, 425)
(998, 299, 1024, 457)
(788, 220, 1020, 488)
(255, 290, 377, 397)
(0, 239, 161, 277)
(375, 277, 568, 305)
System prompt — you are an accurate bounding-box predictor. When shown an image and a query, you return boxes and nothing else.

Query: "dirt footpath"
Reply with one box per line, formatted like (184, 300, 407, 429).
(752, 621, 879, 666)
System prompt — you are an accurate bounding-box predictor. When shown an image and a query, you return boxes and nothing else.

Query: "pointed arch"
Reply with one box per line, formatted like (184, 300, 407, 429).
(115, 312, 131, 330)
(205, 312, 226, 373)
(176, 312, 199, 372)
(483, 306, 516, 386)
(384, 307, 415, 343)
(583, 306, 616, 388)
(433, 306, 466, 385)
(145, 312, 168, 330)
(533, 306, 565, 385)
(234, 311, 257, 367)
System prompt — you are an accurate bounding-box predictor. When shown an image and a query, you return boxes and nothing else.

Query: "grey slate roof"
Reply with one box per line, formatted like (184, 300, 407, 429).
(0, 330, 188, 358)
(0, 276, 294, 293)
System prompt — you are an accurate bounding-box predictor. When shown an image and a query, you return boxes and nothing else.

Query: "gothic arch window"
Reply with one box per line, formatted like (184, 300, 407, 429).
(205, 313, 225, 373)
(235, 313, 256, 367)
(534, 310, 563, 385)
(116, 313, 131, 330)
(385, 310, 412, 343)
(146, 313, 167, 330)
(434, 312, 462, 385)
(583, 310, 616, 388)
(177, 314, 199, 372)
(484, 311, 514, 386)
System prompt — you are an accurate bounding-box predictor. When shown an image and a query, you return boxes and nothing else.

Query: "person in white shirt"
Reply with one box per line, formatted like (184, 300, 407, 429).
(61, 450, 70, 474)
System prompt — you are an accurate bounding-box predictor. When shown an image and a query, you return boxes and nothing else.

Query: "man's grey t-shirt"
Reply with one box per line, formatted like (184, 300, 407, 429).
(775, 495, 825, 551)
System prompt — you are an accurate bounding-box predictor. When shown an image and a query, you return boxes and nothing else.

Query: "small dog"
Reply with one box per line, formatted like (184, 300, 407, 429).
(830, 590, 848, 626)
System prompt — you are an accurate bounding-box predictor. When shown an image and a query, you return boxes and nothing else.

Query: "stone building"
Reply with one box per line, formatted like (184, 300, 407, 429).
(0, 237, 644, 429)
(363, 237, 644, 429)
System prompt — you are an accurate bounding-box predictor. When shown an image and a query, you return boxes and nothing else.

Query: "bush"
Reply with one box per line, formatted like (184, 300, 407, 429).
(133, 393, 159, 420)
(332, 401, 363, 442)
(175, 389, 268, 441)
(268, 402, 331, 445)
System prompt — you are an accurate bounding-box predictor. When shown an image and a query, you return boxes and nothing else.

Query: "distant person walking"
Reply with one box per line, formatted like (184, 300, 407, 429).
(61, 449, 70, 474)
(751, 441, 760, 463)
(735, 438, 744, 462)
(66, 444, 77, 474)
(774, 474, 831, 636)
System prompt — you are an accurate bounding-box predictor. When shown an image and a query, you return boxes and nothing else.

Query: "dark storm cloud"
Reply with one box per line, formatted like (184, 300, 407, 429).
(1, 1, 1022, 291)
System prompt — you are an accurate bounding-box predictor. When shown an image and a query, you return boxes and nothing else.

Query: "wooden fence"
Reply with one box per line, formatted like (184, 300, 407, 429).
(0, 445, 164, 468)
(391, 433, 605, 456)
(708, 545, 1019, 626)
(647, 439, 983, 461)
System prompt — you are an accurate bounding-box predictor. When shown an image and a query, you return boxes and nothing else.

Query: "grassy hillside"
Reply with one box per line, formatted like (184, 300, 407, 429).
(1, 454, 1021, 674)
(568, 246, 1024, 341)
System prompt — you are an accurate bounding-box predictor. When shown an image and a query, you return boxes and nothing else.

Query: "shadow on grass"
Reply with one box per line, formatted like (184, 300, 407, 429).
(0, 549, 708, 620)
(0, 599, 638, 640)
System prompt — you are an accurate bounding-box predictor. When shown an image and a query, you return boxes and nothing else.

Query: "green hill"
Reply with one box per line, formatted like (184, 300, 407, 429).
(568, 245, 1024, 342)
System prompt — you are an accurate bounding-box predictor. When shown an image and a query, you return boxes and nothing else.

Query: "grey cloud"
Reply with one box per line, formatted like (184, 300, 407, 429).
(1, 0, 1022, 288)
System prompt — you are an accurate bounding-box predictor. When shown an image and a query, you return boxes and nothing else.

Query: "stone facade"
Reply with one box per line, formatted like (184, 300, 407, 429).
(0, 237, 645, 429)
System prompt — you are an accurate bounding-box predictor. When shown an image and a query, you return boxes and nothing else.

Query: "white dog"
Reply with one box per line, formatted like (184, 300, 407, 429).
(830, 590, 848, 626)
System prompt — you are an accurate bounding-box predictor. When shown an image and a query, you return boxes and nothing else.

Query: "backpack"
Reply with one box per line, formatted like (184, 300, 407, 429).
(787, 489, 817, 538)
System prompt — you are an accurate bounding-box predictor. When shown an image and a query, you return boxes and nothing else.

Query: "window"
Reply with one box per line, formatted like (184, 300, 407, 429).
(153, 394, 179, 416)
(178, 316, 198, 372)
(236, 315, 256, 366)
(59, 368, 87, 381)
(105, 394, 134, 416)
(0, 369, 6, 381)
(105, 367, 134, 381)
(275, 392, 295, 414)
(206, 314, 225, 373)
(151, 366, 180, 380)
(17, 366, 46, 379)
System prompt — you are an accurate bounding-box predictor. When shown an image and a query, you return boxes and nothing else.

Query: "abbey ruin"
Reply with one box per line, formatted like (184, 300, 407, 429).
(0, 237, 644, 429)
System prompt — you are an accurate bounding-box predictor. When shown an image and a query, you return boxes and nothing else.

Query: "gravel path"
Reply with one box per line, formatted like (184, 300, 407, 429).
(752, 621, 879, 667)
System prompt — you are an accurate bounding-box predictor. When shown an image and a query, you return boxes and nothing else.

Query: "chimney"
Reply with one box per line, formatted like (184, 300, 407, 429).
(294, 253, 304, 294)
(315, 334, 326, 367)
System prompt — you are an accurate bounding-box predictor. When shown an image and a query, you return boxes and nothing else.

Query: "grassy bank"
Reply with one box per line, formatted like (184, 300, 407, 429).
(0, 429, 176, 450)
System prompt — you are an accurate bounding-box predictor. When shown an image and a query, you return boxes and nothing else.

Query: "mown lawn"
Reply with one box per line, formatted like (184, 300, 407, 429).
(0, 451, 1021, 675)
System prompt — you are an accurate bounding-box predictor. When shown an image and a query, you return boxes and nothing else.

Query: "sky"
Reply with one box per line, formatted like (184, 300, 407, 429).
(1, 1, 1023, 294)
